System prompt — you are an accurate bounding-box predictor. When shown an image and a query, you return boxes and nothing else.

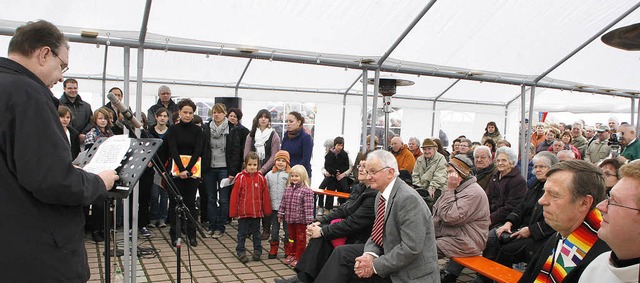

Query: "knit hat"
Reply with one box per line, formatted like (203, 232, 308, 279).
(272, 150, 291, 173)
(448, 154, 472, 179)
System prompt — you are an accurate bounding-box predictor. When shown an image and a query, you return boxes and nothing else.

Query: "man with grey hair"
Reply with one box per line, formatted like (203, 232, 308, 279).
(557, 149, 576, 162)
(0, 20, 119, 281)
(389, 136, 415, 174)
(609, 116, 620, 133)
(584, 125, 596, 146)
(315, 150, 439, 282)
(518, 160, 609, 283)
(472, 145, 498, 190)
(147, 85, 179, 127)
(571, 122, 588, 158)
(618, 123, 640, 163)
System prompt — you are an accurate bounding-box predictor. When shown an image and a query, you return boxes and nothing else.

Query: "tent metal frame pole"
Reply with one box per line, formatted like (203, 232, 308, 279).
(377, 0, 437, 66)
(534, 2, 640, 83)
(2, 28, 634, 99)
(361, 70, 368, 153)
(138, 0, 152, 44)
(235, 58, 252, 97)
(632, 98, 637, 126)
(519, 85, 528, 178)
(504, 106, 509, 142)
(123, 46, 137, 283)
(101, 45, 109, 106)
(342, 74, 362, 135)
(65, 74, 507, 106)
(636, 98, 640, 134)
(430, 79, 460, 136)
(370, 69, 380, 151)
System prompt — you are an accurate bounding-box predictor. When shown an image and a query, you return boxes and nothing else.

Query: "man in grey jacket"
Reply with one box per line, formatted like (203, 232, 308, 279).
(314, 150, 439, 282)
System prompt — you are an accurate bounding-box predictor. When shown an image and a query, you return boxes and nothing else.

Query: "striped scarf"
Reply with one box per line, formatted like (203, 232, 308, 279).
(533, 208, 602, 283)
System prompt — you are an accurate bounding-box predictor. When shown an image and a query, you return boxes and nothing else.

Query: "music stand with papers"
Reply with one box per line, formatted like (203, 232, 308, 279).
(78, 136, 162, 283)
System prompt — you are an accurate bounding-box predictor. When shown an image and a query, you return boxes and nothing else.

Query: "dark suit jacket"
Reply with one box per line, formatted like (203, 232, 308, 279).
(364, 177, 440, 282)
(317, 183, 376, 244)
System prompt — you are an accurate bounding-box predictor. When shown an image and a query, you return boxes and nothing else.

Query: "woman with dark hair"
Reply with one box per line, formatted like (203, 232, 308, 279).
(228, 107, 250, 168)
(165, 98, 203, 247)
(58, 106, 81, 160)
(281, 111, 314, 177)
(483, 138, 497, 160)
(480, 121, 503, 145)
(599, 158, 622, 195)
(434, 138, 450, 162)
(244, 109, 281, 174)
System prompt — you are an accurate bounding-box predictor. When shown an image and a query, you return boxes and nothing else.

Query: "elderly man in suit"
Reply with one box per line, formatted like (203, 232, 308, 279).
(314, 150, 440, 282)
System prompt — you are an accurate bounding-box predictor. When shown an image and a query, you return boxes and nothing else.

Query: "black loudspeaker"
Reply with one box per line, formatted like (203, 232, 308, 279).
(215, 97, 242, 111)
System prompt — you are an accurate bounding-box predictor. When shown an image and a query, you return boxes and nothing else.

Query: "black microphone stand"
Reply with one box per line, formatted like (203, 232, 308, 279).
(127, 121, 206, 283)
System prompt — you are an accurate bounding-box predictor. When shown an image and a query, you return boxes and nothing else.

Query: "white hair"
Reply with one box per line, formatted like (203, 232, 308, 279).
(496, 146, 518, 165)
(367, 150, 399, 177)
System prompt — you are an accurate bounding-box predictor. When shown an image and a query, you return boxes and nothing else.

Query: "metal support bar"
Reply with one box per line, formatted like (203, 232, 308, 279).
(632, 98, 637, 126)
(519, 85, 528, 179)
(370, 69, 380, 151)
(378, 0, 437, 66)
(361, 70, 369, 153)
(138, 0, 153, 44)
(235, 58, 252, 97)
(534, 2, 640, 83)
(430, 79, 460, 136)
(342, 74, 363, 135)
(101, 45, 109, 106)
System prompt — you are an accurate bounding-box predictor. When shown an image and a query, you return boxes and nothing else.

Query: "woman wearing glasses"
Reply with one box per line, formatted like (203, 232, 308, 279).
(598, 158, 623, 196)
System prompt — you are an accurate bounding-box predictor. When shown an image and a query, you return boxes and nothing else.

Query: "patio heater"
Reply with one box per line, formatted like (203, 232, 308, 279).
(367, 77, 414, 149)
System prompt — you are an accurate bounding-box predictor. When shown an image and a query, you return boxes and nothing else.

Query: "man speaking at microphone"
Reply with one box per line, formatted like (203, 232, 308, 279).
(0, 20, 119, 282)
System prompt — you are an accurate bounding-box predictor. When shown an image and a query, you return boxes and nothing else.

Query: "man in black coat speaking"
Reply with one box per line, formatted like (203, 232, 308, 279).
(0, 20, 119, 282)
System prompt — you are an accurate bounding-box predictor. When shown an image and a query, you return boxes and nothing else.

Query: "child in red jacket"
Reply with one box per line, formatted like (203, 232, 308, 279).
(229, 152, 272, 263)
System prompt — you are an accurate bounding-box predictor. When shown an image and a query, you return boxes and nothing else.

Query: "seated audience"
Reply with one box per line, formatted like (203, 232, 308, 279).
(473, 145, 498, 191)
(477, 151, 558, 283)
(530, 123, 546, 149)
(435, 155, 491, 283)
(434, 138, 450, 162)
(407, 137, 422, 160)
(411, 138, 447, 209)
(389, 136, 415, 175)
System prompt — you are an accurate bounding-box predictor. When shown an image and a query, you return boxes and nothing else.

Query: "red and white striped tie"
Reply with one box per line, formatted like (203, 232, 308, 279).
(371, 195, 386, 247)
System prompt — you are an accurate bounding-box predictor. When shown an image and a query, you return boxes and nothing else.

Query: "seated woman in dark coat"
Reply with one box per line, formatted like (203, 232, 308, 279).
(476, 151, 558, 283)
(275, 158, 376, 283)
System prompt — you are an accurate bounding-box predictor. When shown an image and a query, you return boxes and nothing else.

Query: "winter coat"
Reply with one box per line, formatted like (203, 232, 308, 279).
(530, 132, 546, 149)
(202, 120, 243, 176)
(585, 139, 611, 164)
(281, 129, 314, 177)
(278, 183, 314, 224)
(265, 169, 288, 210)
(473, 164, 498, 192)
(244, 130, 281, 174)
(392, 144, 416, 174)
(481, 131, 502, 145)
(317, 183, 377, 244)
(433, 177, 491, 257)
(59, 92, 93, 134)
(505, 180, 556, 241)
(229, 170, 271, 219)
(147, 98, 178, 127)
(411, 152, 447, 190)
(324, 149, 350, 176)
(487, 166, 527, 226)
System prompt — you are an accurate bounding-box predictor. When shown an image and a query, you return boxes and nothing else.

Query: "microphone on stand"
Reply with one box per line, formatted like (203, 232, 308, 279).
(106, 92, 143, 129)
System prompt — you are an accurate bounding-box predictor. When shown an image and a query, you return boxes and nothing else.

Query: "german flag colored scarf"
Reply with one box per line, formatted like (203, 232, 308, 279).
(533, 208, 602, 283)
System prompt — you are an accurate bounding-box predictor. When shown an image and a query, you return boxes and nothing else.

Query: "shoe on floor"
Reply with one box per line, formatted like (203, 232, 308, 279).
(140, 227, 152, 237)
(211, 230, 224, 239)
(157, 220, 167, 228)
(146, 222, 157, 229)
(189, 238, 198, 247)
(238, 254, 249, 263)
(274, 276, 302, 283)
(252, 253, 261, 261)
(91, 230, 104, 242)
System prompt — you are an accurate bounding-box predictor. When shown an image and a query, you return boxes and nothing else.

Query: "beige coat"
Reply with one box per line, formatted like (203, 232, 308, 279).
(433, 177, 491, 257)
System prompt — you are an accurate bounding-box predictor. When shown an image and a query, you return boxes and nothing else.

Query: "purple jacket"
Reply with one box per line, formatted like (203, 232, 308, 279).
(278, 183, 314, 224)
(281, 129, 314, 177)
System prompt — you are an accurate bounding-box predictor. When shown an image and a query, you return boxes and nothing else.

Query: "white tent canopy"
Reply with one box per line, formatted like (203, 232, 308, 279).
(2, 0, 640, 184)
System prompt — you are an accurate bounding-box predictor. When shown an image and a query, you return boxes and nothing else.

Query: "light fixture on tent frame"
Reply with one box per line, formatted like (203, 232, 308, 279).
(366, 75, 414, 148)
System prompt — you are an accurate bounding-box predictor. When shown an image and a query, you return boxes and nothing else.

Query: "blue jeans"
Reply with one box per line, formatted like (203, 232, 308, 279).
(204, 168, 229, 232)
(236, 218, 262, 255)
(149, 184, 169, 222)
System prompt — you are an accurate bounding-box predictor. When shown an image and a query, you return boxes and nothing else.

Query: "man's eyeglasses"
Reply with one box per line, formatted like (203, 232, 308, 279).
(365, 166, 390, 176)
(605, 196, 640, 212)
(50, 48, 69, 73)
